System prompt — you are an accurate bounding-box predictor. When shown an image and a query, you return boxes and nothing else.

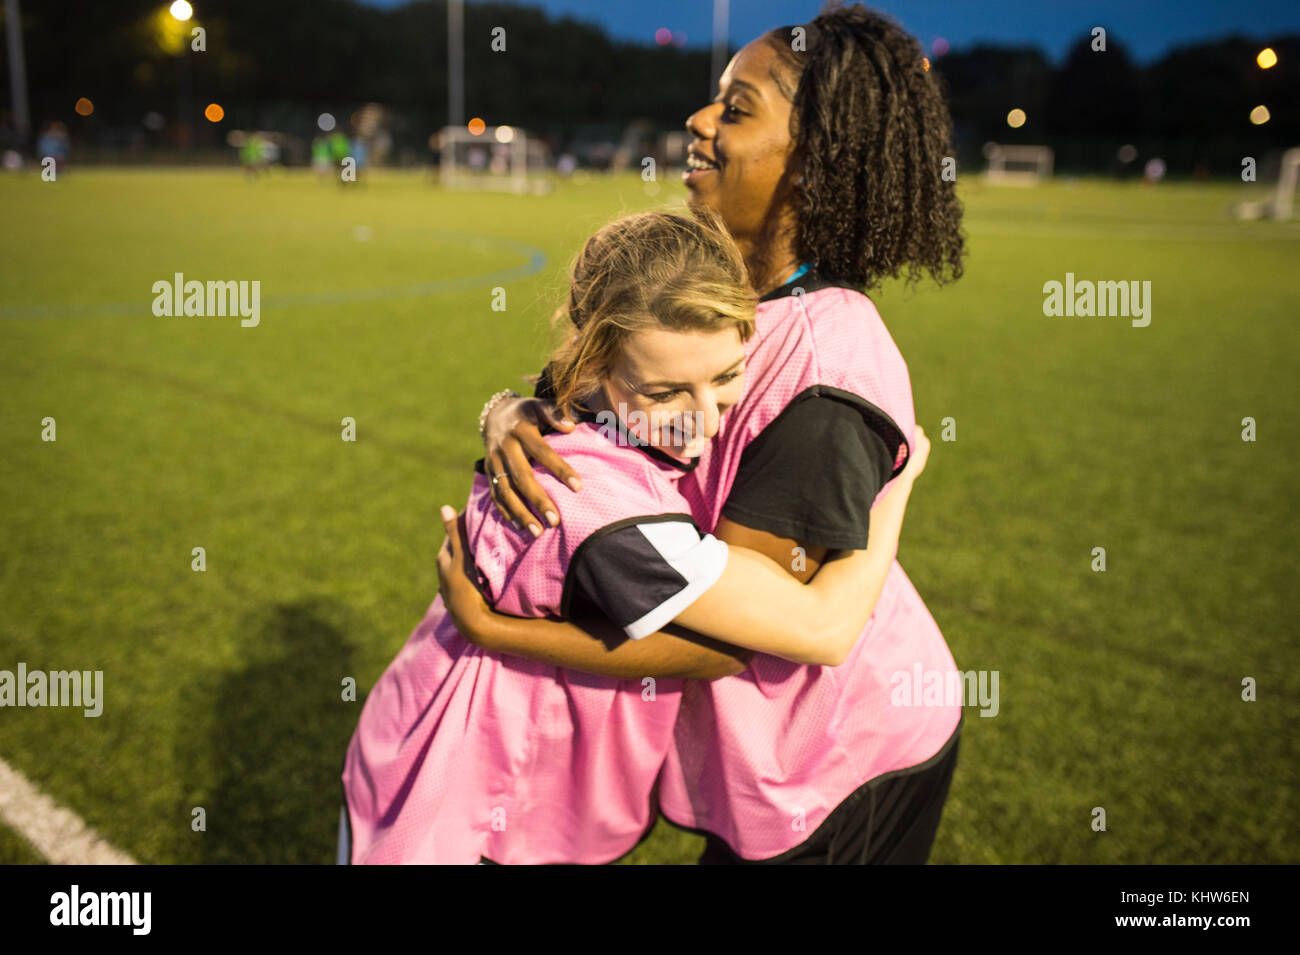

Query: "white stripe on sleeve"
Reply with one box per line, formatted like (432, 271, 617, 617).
(622, 523, 729, 640)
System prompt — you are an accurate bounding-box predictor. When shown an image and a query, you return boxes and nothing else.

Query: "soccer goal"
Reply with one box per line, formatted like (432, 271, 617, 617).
(661, 131, 689, 174)
(983, 142, 1054, 185)
(439, 125, 548, 194)
(1233, 147, 1300, 220)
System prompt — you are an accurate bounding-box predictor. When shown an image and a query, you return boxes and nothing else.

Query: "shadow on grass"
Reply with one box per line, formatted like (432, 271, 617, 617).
(176, 597, 363, 864)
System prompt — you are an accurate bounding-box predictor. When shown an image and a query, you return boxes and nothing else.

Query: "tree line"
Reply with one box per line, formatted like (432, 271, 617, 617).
(3, 0, 1296, 174)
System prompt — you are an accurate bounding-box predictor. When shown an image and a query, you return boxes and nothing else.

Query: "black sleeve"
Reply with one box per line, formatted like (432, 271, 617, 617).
(534, 364, 556, 400)
(720, 395, 897, 550)
(561, 517, 729, 640)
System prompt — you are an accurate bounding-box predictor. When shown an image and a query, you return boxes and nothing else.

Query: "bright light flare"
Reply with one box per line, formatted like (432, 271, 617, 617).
(1006, 108, 1027, 129)
(169, 1, 193, 22)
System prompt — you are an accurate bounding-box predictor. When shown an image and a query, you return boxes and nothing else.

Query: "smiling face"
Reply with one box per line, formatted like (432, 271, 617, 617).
(683, 38, 802, 281)
(598, 325, 747, 460)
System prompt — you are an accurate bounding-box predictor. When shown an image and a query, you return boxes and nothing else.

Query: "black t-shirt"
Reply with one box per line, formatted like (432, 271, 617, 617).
(532, 366, 899, 550)
(721, 393, 896, 551)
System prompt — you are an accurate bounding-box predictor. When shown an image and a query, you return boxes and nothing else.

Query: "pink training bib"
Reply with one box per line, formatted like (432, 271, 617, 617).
(657, 282, 963, 860)
(342, 423, 728, 864)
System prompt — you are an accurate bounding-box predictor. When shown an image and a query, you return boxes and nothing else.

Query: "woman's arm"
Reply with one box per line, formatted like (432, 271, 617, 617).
(467, 615, 751, 681)
(436, 508, 751, 679)
(437, 427, 930, 674)
(480, 393, 582, 533)
(668, 465, 918, 667)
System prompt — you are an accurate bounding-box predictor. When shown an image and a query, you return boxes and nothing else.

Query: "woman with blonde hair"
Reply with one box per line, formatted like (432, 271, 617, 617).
(340, 209, 929, 864)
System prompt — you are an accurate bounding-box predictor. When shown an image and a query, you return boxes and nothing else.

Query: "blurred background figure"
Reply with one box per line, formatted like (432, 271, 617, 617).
(311, 134, 332, 178)
(327, 129, 350, 168)
(238, 131, 273, 178)
(352, 103, 390, 167)
(36, 120, 69, 172)
(348, 132, 368, 182)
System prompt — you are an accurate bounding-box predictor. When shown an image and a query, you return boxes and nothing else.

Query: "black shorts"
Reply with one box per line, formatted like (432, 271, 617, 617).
(698, 717, 962, 865)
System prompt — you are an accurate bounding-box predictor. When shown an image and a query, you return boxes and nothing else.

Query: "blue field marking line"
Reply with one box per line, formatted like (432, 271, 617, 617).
(0, 230, 548, 320)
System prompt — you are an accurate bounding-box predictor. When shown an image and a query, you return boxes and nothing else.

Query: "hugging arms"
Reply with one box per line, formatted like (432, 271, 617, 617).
(436, 420, 931, 676)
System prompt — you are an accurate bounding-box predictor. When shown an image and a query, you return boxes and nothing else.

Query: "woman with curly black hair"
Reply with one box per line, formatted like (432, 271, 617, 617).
(442, 2, 967, 865)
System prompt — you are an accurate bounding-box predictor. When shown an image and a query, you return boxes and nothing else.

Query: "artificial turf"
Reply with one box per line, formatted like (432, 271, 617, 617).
(1, 168, 1295, 864)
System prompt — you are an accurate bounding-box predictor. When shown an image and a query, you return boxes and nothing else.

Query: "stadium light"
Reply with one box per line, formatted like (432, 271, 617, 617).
(1250, 105, 1271, 125)
(1257, 48, 1277, 70)
(1007, 108, 1027, 129)
(169, 0, 193, 21)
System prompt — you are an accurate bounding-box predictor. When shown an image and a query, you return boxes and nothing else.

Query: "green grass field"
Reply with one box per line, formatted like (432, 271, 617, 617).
(1, 167, 1296, 865)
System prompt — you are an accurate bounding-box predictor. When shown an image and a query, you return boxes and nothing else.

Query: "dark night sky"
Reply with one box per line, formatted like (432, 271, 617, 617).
(360, 0, 1300, 64)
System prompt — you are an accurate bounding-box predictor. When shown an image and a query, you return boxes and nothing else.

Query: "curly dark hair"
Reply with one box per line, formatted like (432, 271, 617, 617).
(765, 3, 965, 290)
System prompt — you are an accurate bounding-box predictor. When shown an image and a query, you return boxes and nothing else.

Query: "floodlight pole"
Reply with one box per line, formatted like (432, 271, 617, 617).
(4, 0, 31, 147)
(448, 0, 464, 127)
(710, 0, 729, 96)
(177, 48, 193, 154)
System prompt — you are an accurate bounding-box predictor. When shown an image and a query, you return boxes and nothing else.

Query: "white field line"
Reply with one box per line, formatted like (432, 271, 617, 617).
(0, 755, 138, 865)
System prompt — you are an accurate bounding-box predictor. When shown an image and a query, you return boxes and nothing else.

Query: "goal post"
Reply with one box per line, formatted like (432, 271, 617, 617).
(1269, 146, 1300, 220)
(1232, 147, 1300, 221)
(983, 142, 1054, 185)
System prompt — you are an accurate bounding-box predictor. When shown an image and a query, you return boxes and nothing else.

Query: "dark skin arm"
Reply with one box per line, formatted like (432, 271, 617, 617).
(436, 513, 833, 680)
(461, 395, 890, 677)
(479, 394, 841, 577)
(437, 512, 857, 677)
(712, 517, 830, 584)
(437, 444, 928, 674)
(480, 397, 581, 533)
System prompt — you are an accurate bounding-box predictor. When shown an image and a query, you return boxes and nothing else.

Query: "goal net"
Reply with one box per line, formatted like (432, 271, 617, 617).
(983, 143, 1054, 185)
(439, 125, 546, 194)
